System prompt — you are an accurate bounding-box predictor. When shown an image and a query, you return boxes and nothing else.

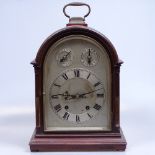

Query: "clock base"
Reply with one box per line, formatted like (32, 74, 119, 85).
(29, 128, 126, 152)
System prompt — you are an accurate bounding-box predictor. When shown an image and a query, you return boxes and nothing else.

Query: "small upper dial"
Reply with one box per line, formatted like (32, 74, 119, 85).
(81, 48, 99, 67)
(56, 48, 73, 67)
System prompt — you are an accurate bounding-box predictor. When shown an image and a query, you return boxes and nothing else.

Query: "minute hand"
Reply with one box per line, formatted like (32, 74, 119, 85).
(79, 88, 103, 96)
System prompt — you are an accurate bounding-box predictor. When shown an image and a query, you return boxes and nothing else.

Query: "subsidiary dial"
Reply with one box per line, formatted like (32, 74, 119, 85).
(81, 48, 99, 67)
(56, 48, 73, 67)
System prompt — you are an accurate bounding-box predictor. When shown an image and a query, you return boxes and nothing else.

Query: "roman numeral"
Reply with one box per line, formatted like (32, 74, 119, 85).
(97, 93, 104, 97)
(87, 73, 91, 79)
(94, 82, 101, 87)
(62, 73, 68, 80)
(54, 104, 61, 112)
(76, 115, 80, 122)
(87, 113, 93, 118)
(74, 69, 80, 77)
(53, 83, 61, 87)
(93, 104, 101, 110)
(63, 112, 70, 120)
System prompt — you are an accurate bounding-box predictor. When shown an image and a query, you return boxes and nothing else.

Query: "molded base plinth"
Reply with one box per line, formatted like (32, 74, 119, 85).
(29, 128, 126, 152)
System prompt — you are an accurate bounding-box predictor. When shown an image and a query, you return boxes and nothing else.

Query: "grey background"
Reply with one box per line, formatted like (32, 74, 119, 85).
(0, 0, 155, 154)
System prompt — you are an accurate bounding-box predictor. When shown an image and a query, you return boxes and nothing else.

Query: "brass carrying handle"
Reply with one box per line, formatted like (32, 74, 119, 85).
(63, 2, 91, 19)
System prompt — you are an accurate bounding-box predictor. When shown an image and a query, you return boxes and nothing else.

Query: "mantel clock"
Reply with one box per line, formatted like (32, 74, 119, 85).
(29, 2, 127, 151)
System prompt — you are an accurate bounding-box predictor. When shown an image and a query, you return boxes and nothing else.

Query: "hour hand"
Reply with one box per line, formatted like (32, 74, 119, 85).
(68, 94, 86, 100)
(60, 51, 71, 62)
(87, 49, 92, 65)
(87, 57, 92, 65)
(51, 91, 70, 99)
(51, 94, 66, 99)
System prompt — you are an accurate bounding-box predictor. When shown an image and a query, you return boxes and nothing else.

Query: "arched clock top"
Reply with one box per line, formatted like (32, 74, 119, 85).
(31, 27, 122, 69)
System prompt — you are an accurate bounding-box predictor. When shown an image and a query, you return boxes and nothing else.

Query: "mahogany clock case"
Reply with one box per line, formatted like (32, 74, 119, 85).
(29, 26, 127, 151)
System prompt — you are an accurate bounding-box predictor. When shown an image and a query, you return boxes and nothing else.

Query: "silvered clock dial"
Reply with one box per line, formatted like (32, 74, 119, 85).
(56, 48, 73, 67)
(50, 68, 105, 123)
(43, 35, 111, 131)
(81, 48, 99, 67)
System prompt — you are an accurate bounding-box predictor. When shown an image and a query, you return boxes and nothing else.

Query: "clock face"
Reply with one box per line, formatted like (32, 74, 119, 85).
(43, 35, 111, 131)
(81, 48, 99, 67)
(56, 48, 73, 67)
(50, 68, 105, 123)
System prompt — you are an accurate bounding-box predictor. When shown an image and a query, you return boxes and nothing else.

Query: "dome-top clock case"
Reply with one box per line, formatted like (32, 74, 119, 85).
(29, 2, 127, 152)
